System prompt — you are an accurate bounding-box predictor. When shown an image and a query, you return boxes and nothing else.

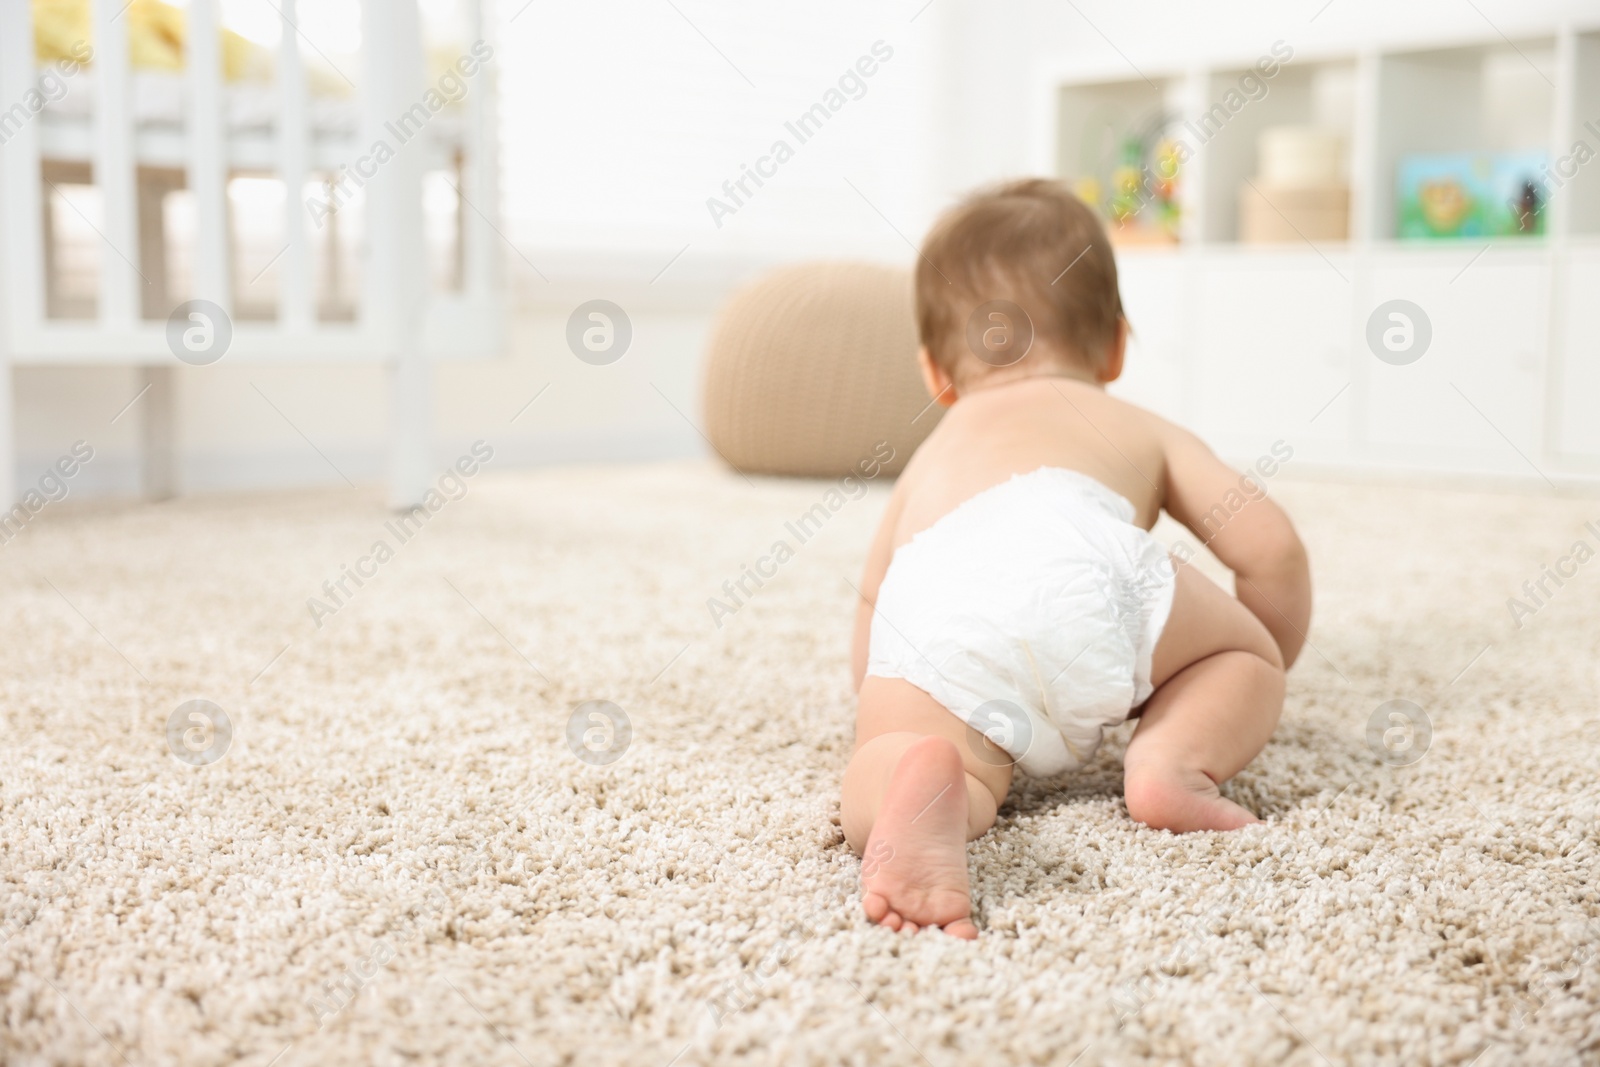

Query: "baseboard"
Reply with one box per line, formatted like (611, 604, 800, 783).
(15, 434, 1599, 503)
(11, 426, 705, 500)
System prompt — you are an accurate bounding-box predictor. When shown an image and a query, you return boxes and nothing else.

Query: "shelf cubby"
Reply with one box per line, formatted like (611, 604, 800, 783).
(1563, 30, 1600, 236)
(1054, 76, 1189, 243)
(1371, 39, 1558, 242)
(1194, 59, 1358, 243)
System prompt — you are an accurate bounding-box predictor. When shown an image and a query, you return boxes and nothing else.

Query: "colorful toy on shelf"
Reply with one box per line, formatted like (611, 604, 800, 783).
(1397, 152, 1548, 238)
(1148, 138, 1182, 237)
(1108, 137, 1145, 225)
(1070, 176, 1104, 214)
(1069, 118, 1182, 246)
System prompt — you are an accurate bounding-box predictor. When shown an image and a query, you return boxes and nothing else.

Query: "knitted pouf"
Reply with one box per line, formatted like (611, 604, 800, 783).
(701, 262, 938, 478)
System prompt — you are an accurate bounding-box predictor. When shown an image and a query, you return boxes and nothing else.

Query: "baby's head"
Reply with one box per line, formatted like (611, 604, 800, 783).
(915, 178, 1125, 401)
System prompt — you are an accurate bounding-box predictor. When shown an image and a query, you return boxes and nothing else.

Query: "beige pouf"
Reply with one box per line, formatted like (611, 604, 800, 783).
(701, 261, 938, 478)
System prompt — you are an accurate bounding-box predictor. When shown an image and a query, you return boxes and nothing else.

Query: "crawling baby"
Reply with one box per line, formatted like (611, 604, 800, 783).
(842, 179, 1312, 939)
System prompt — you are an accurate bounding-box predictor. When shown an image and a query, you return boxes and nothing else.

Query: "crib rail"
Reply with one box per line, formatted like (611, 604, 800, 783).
(0, 0, 503, 363)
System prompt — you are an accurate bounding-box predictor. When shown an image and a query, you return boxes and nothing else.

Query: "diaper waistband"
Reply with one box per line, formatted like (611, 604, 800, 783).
(903, 467, 1138, 553)
(1006, 467, 1137, 524)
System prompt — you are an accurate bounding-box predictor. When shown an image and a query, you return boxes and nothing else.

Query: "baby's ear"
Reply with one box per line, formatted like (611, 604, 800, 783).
(917, 347, 958, 406)
(1096, 319, 1129, 385)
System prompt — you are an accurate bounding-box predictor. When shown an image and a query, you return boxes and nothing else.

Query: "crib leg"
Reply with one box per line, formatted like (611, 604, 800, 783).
(0, 361, 13, 508)
(388, 337, 432, 509)
(141, 365, 178, 500)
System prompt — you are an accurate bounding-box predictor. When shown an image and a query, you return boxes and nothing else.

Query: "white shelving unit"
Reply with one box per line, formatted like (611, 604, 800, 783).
(1034, 20, 1600, 485)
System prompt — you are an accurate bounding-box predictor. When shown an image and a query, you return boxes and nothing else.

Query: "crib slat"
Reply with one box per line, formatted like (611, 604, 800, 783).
(277, 0, 312, 331)
(0, 0, 45, 343)
(91, 0, 138, 326)
(186, 0, 230, 313)
(0, 0, 24, 505)
(361, 1, 427, 339)
(462, 0, 497, 302)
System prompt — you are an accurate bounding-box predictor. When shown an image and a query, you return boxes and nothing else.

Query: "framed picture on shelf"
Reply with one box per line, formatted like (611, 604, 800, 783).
(1396, 152, 1549, 239)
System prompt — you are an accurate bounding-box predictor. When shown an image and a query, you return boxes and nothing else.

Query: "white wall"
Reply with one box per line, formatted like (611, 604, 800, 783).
(12, 0, 1592, 496)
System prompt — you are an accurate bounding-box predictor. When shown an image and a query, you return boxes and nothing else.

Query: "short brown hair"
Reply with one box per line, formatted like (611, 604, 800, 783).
(915, 178, 1123, 379)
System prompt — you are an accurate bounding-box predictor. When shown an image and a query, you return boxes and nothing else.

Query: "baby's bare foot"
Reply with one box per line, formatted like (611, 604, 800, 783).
(1124, 765, 1261, 832)
(860, 737, 977, 939)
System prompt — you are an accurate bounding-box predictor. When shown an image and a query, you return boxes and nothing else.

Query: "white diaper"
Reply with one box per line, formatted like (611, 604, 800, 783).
(866, 467, 1177, 777)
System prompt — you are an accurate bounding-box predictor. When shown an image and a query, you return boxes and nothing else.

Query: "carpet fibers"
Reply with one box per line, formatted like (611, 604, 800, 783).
(2, 462, 1598, 1066)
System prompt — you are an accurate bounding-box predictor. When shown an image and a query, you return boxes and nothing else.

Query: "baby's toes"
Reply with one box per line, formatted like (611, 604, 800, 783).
(864, 896, 904, 931)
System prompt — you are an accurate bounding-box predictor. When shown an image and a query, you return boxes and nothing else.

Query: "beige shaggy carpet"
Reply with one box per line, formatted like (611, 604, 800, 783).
(2, 461, 1598, 1066)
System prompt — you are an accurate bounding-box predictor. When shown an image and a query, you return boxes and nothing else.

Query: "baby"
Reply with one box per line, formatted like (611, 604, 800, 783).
(842, 179, 1312, 939)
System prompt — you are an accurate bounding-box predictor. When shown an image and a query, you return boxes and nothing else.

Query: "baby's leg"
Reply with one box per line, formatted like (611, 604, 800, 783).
(842, 677, 1013, 938)
(1123, 563, 1286, 832)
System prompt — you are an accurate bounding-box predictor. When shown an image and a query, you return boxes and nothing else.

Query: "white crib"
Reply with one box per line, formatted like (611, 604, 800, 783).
(0, 0, 504, 507)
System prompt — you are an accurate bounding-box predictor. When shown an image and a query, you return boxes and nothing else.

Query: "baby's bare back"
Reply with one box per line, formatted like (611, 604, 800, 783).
(891, 376, 1166, 551)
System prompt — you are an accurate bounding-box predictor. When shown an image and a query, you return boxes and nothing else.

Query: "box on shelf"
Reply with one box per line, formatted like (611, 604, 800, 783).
(1239, 183, 1350, 243)
(1259, 127, 1344, 187)
(1240, 126, 1349, 244)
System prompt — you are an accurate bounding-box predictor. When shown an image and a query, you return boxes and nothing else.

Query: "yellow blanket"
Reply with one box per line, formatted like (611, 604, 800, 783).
(32, 0, 267, 80)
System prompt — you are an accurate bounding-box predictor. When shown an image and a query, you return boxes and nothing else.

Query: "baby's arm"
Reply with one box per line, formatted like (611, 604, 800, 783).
(851, 489, 905, 692)
(1159, 425, 1311, 668)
